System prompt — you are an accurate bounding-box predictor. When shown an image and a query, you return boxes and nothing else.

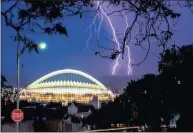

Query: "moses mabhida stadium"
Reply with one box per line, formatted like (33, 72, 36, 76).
(20, 69, 115, 103)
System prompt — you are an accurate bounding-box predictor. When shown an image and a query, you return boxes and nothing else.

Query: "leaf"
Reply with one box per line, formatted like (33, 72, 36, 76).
(20, 47, 26, 55)
(80, 13, 82, 18)
(150, 34, 157, 37)
(33, 43, 39, 54)
(59, 26, 68, 37)
(28, 46, 33, 53)
(110, 53, 117, 60)
(54, 23, 68, 37)
(75, 11, 79, 15)
(18, 9, 29, 19)
(44, 27, 53, 35)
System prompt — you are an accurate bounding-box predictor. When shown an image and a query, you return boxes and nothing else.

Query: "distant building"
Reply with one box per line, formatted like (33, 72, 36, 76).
(68, 103, 78, 115)
(89, 96, 101, 109)
(111, 88, 125, 97)
(67, 102, 95, 119)
(20, 69, 114, 104)
(63, 117, 87, 132)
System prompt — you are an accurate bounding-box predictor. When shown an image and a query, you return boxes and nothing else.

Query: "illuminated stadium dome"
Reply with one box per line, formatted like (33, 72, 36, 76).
(20, 69, 114, 103)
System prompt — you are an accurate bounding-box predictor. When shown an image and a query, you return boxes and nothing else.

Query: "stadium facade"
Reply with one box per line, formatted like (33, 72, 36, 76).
(20, 69, 115, 103)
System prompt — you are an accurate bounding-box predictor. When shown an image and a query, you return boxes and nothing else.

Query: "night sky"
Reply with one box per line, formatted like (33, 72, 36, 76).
(2, 3, 193, 89)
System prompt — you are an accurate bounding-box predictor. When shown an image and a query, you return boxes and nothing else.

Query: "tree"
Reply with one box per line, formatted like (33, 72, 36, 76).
(83, 97, 133, 129)
(123, 74, 166, 130)
(95, 0, 192, 64)
(1, 75, 7, 88)
(1, 0, 93, 55)
(125, 44, 193, 131)
(1, 75, 16, 105)
(83, 44, 193, 131)
(1, 0, 193, 64)
(158, 44, 193, 131)
(1, 75, 17, 121)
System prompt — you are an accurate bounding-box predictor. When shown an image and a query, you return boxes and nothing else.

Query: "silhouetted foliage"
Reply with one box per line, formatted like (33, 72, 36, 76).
(2, 0, 193, 64)
(83, 44, 193, 131)
(1, 75, 7, 88)
(94, 0, 193, 64)
(126, 44, 193, 131)
(83, 97, 133, 129)
(158, 44, 193, 131)
(1, 0, 92, 55)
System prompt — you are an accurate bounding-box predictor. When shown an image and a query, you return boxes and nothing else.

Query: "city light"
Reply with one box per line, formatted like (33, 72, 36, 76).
(20, 69, 115, 103)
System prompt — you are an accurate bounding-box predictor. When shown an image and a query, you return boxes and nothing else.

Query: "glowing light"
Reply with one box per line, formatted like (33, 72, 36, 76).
(20, 69, 115, 103)
(85, 1, 132, 75)
(39, 42, 47, 50)
(28, 69, 109, 91)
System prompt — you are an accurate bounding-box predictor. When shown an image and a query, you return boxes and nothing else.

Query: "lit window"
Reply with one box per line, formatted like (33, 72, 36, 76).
(117, 124, 119, 127)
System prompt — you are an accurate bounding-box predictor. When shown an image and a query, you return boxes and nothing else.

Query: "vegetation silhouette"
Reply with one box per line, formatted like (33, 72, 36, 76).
(1, 0, 193, 63)
(1, 75, 16, 111)
(83, 44, 193, 131)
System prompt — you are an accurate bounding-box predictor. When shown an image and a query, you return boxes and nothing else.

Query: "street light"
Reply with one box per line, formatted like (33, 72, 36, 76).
(39, 42, 47, 50)
(16, 41, 47, 132)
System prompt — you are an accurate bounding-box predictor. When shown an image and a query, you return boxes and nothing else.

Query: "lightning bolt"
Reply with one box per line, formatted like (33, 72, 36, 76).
(82, 13, 99, 52)
(85, 1, 132, 75)
(123, 13, 132, 75)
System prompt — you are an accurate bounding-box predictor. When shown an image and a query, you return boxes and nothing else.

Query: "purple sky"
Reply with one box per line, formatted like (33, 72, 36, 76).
(1, 3, 193, 89)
